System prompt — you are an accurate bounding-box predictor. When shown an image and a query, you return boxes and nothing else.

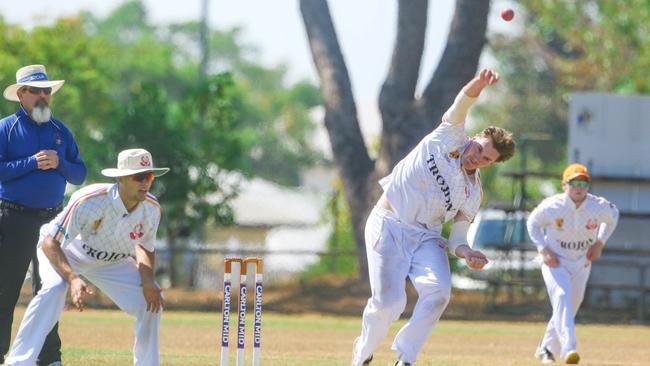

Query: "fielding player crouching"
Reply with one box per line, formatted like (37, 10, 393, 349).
(5, 149, 169, 366)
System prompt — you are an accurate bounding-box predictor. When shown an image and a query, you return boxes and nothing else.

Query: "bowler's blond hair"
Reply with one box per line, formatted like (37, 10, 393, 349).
(478, 126, 515, 162)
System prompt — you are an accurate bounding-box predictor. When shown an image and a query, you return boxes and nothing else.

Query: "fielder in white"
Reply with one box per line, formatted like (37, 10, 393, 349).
(528, 163, 619, 364)
(5, 148, 169, 366)
(351, 69, 517, 366)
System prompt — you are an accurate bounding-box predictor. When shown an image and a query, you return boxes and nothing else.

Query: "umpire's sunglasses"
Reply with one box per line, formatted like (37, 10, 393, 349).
(130, 171, 154, 183)
(22, 86, 53, 95)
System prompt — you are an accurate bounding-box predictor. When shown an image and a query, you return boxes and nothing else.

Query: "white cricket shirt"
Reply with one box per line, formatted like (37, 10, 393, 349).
(527, 193, 619, 261)
(40, 183, 161, 262)
(379, 91, 483, 234)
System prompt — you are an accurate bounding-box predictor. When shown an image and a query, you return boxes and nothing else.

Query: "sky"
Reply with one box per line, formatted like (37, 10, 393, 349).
(0, 1, 456, 97)
(0, 0, 513, 140)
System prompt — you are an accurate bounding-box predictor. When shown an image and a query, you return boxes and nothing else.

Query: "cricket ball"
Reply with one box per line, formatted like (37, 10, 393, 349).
(501, 8, 514, 21)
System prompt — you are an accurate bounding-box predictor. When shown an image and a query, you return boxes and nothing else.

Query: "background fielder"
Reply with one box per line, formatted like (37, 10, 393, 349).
(528, 163, 619, 364)
(5, 148, 168, 366)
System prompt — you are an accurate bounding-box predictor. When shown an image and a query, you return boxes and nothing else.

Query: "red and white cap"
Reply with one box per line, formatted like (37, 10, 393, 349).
(101, 148, 170, 177)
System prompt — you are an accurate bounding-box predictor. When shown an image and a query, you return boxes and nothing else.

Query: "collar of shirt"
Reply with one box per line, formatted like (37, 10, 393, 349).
(108, 183, 134, 218)
(17, 106, 42, 125)
(561, 192, 588, 210)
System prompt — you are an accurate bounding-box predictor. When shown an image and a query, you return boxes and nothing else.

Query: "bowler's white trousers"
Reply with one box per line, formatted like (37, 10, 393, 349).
(353, 207, 451, 365)
(540, 259, 590, 359)
(6, 246, 161, 366)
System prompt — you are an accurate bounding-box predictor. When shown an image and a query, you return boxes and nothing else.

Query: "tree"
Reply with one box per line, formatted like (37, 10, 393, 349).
(474, 0, 650, 206)
(300, 0, 491, 279)
(0, 0, 323, 286)
(79, 1, 317, 285)
(162, 16, 324, 186)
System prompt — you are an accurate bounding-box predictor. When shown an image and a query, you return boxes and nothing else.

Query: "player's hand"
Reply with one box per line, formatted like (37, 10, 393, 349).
(142, 281, 164, 313)
(465, 250, 489, 270)
(70, 276, 93, 312)
(478, 68, 500, 86)
(540, 247, 559, 267)
(586, 240, 604, 262)
(34, 150, 59, 170)
(456, 245, 489, 270)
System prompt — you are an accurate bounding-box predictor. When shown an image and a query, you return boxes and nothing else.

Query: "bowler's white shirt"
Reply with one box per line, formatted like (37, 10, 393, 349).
(379, 92, 483, 235)
(527, 193, 619, 261)
(40, 183, 161, 261)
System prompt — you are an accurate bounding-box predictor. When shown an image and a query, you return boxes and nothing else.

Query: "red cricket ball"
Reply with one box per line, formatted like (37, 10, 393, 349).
(501, 8, 514, 21)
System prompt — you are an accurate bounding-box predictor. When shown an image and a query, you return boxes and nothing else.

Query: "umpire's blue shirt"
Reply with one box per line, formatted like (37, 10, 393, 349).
(0, 107, 86, 208)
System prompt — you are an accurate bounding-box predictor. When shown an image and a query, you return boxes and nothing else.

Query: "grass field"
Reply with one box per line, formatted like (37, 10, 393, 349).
(9, 307, 650, 365)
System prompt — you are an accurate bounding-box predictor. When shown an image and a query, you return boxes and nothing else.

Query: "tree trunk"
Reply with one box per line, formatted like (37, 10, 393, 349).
(300, 0, 490, 280)
(300, 0, 376, 280)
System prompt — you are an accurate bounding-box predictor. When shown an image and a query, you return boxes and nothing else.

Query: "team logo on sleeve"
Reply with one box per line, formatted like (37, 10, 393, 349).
(555, 218, 564, 229)
(130, 223, 144, 239)
(448, 150, 460, 159)
(585, 218, 598, 230)
(56, 223, 68, 239)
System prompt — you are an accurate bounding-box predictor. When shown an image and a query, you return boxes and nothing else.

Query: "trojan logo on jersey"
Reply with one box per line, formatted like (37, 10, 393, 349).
(559, 238, 593, 251)
(448, 150, 460, 159)
(426, 154, 453, 211)
(555, 218, 564, 229)
(81, 243, 129, 262)
(585, 219, 598, 230)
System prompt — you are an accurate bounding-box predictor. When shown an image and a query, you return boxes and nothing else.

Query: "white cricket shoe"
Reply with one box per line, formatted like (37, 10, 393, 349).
(535, 346, 556, 364)
(351, 337, 373, 366)
(393, 361, 412, 366)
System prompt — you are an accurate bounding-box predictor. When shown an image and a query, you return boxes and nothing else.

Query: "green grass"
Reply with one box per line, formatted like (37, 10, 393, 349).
(9, 307, 650, 365)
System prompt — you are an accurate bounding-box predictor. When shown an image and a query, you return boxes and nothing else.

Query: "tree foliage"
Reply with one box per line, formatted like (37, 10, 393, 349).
(0, 0, 321, 286)
(474, 0, 650, 205)
(523, 0, 650, 94)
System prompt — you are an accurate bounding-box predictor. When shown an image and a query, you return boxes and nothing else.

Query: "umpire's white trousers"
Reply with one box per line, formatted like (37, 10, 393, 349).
(353, 207, 451, 366)
(6, 246, 161, 366)
(540, 259, 590, 359)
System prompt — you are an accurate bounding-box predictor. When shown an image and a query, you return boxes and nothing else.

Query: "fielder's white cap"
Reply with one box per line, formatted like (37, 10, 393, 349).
(101, 148, 170, 178)
(3, 64, 65, 102)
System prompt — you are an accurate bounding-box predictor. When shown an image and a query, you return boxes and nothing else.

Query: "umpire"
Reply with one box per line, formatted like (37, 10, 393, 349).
(0, 65, 86, 366)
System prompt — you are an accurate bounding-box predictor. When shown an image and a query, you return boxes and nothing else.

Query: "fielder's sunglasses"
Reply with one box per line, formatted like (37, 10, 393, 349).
(23, 86, 53, 95)
(131, 171, 155, 183)
(568, 180, 590, 187)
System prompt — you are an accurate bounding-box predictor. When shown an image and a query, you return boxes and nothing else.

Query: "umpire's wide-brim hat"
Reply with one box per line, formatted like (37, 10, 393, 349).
(101, 149, 170, 178)
(3, 64, 65, 102)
